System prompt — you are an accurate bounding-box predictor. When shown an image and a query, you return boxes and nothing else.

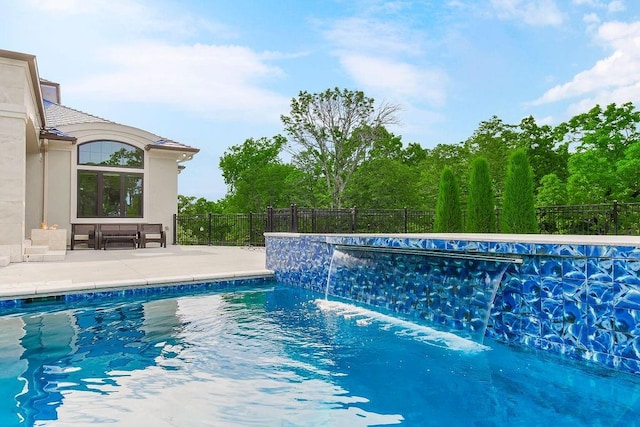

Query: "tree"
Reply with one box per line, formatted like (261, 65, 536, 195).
(434, 167, 462, 232)
(501, 149, 538, 233)
(559, 102, 640, 203)
(219, 135, 318, 212)
(230, 163, 306, 212)
(566, 151, 615, 204)
(464, 116, 518, 202)
(219, 135, 286, 193)
(517, 116, 569, 188)
(465, 157, 495, 233)
(178, 195, 222, 215)
(536, 173, 568, 206)
(281, 87, 401, 208)
(344, 158, 421, 209)
(418, 143, 470, 209)
(616, 141, 640, 201)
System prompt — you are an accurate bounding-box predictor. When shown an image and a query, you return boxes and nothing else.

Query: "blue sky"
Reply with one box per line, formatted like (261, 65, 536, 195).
(2, 0, 638, 201)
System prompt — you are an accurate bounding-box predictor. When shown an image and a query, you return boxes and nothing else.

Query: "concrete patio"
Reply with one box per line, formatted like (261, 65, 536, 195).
(0, 245, 271, 300)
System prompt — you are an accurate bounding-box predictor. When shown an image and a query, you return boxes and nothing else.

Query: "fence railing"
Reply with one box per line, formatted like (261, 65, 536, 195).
(173, 201, 640, 246)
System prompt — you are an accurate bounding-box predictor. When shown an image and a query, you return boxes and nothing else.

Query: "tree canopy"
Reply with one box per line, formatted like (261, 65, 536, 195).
(181, 95, 640, 222)
(281, 87, 401, 208)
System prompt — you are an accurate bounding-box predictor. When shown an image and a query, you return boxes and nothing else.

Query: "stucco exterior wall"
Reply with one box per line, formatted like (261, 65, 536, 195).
(0, 56, 42, 262)
(0, 116, 26, 261)
(25, 151, 43, 235)
(147, 153, 179, 241)
(46, 147, 72, 232)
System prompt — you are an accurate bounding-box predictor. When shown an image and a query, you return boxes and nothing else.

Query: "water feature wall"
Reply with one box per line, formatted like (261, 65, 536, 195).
(327, 246, 516, 343)
(265, 233, 640, 376)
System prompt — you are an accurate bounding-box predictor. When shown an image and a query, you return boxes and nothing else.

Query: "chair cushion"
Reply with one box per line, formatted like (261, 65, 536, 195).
(74, 234, 90, 240)
(146, 233, 162, 239)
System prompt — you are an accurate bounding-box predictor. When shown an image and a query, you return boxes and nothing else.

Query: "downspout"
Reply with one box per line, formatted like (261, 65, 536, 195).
(42, 138, 48, 226)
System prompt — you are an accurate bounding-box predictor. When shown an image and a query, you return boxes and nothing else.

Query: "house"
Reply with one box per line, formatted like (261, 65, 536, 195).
(0, 49, 199, 264)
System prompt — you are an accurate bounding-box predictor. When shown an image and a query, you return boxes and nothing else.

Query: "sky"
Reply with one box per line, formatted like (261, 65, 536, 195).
(1, 0, 639, 201)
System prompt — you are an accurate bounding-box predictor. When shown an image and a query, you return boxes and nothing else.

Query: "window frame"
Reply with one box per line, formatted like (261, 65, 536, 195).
(78, 140, 144, 168)
(76, 140, 145, 219)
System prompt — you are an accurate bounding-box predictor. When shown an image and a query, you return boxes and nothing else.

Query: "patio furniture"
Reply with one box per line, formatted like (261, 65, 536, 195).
(99, 224, 139, 250)
(139, 223, 166, 248)
(70, 224, 98, 250)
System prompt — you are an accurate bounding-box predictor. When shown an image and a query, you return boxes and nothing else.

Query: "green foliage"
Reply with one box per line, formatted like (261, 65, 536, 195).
(616, 142, 640, 201)
(434, 167, 462, 232)
(344, 158, 422, 209)
(566, 151, 614, 204)
(517, 116, 569, 186)
(501, 149, 538, 233)
(465, 157, 495, 233)
(178, 195, 222, 215)
(281, 87, 400, 208)
(536, 174, 568, 206)
(559, 102, 640, 203)
(419, 143, 471, 209)
(219, 135, 286, 191)
(230, 163, 320, 212)
(463, 116, 517, 202)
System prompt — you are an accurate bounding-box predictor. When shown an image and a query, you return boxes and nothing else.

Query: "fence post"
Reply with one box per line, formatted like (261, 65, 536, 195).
(172, 213, 177, 245)
(291, 204, 298, 233)
(311, 208, 316, 233)
(266, 206, 273, 232)
(249, 212, 253, 246)
(207, 212, 213, 245)
(351, 206, 358, 233)
(613, 200, 618, 235)
(404, 207, 408, 233)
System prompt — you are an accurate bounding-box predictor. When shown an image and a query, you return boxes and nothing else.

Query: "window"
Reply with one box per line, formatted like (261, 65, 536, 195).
(78, 140, 143, 168)
(77, 141, 144, 218)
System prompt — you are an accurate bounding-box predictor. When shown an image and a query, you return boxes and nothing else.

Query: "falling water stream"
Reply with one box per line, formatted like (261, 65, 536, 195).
(323, 245, 519, 343)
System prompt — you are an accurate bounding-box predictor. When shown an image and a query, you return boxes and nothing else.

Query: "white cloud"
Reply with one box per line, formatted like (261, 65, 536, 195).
(323, 15, 447, 109)
(26, 0, 236, 42)
(67, 42, 290, 123)
(583, 12, 600, 25)
(491, 0, 564, 26)
(608, 1, 626, 12)
(339, 54, 448, 106)
(573, 0, 626, 13)
(532, 20, 640, 108)
(324, 17, 424, 56)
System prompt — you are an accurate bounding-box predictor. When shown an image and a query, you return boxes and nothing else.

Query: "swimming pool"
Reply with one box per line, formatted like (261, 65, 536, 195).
(1, 283, 639, 426)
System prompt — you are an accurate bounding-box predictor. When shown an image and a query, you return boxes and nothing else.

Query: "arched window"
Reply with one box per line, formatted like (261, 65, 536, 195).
(78, 140, 143, 167)
(77, 141, 144, 218)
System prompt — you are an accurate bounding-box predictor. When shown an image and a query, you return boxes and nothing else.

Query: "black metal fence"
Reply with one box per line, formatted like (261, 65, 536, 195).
(173, 201, 640, 246)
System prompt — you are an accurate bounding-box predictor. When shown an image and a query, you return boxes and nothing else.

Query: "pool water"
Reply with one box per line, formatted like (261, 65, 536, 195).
(1, 285, 639, 426)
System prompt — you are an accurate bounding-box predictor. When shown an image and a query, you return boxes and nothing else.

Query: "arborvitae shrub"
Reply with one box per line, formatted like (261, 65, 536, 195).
(434, 167, 462, 232)
(501, 149, 538, 233)
(465, 157, 496, 233)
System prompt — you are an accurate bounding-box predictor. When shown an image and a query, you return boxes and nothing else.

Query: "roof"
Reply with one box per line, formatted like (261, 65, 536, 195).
(44, 100, 113, 127)
(145, 138, 199, 153)
(43, 100, 198, 153)
(40, 127, 76, 142)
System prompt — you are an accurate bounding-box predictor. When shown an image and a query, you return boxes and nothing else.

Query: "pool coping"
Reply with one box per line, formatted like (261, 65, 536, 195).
(0, 270, 275, 300)
(0, 245, 272, 301)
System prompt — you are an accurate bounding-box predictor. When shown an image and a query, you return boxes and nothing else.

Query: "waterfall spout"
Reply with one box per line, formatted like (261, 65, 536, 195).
(324, 245, 521, 343)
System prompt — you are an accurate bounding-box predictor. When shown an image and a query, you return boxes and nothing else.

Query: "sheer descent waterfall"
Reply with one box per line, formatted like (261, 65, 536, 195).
(324, 245, 521, 343)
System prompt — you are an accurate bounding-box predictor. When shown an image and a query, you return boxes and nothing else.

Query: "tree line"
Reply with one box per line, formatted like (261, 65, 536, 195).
(179, 88, 640, 217)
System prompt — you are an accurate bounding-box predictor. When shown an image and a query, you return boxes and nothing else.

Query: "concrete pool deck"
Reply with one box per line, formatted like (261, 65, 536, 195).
(0, 245, 271, 300)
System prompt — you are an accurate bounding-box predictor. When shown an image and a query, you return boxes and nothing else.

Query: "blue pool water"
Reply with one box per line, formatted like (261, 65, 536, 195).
(1, 284, 639, 426)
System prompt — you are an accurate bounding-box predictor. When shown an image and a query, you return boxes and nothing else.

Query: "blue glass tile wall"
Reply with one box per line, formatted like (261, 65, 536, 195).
(265, 234, 640, 376)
